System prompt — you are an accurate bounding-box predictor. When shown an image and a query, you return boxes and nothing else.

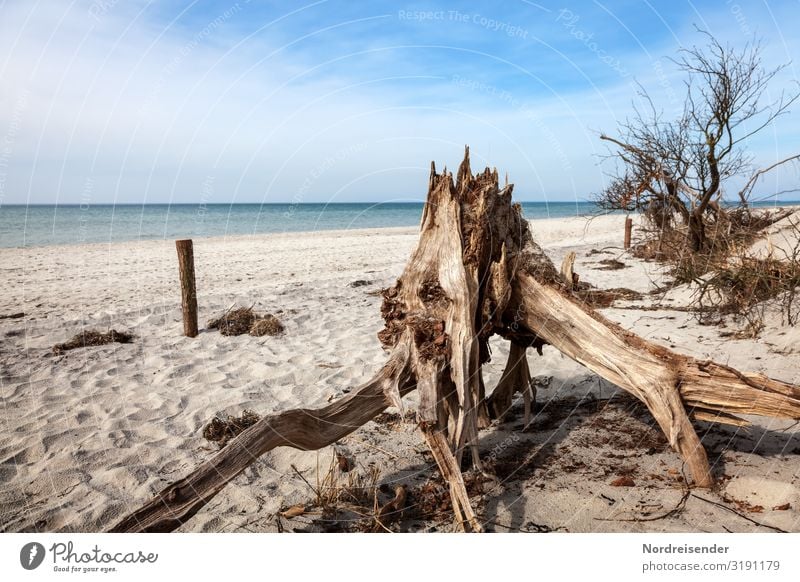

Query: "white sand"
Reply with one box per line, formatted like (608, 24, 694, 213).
(1, 214, 799, 533)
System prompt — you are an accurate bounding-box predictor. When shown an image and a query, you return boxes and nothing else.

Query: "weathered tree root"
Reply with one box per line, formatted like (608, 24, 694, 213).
(486, 342, 534, 425)
(111, 349, 414, 533)
(111, 148, 800, 533)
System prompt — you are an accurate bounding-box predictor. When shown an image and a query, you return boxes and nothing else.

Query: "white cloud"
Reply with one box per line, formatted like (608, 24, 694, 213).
(0, 0, 797, 205)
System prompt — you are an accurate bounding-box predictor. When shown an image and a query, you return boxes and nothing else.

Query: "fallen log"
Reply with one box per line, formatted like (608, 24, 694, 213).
(111, 148, 800, 533)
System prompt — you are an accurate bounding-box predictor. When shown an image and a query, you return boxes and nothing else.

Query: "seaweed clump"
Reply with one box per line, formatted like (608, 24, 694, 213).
(202, 409, 261, 447)
(207, 307, 284, 337)
(53, 330, 134, 354)
(250, 314, 284, 337)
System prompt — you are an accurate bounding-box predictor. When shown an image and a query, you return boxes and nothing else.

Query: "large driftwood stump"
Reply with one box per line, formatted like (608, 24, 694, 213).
(112, 148, 800, 533)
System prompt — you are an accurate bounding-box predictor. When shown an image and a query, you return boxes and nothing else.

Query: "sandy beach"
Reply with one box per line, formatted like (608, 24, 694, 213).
(1, 214, 799, 533)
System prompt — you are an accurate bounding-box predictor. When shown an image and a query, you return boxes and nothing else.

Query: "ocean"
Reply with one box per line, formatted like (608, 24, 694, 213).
(0, 200, 794, 249)
(0, 201, 601, 248)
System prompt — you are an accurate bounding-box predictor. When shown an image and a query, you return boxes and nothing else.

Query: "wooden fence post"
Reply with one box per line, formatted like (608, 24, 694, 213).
(624, 216, 633, 250)
(176, 239, 198, 337)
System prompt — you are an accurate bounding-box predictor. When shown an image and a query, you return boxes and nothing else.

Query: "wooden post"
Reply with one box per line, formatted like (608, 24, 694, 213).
(176, 239, 198, 338)
(623, 216, 633, 249)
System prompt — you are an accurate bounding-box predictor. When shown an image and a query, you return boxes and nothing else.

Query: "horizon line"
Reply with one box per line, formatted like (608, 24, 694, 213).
(5, 199, 800, 207)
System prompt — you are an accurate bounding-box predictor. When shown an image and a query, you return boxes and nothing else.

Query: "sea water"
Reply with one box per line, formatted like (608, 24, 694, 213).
(0, 201, 601, 248)
(1, 200, 793, 248)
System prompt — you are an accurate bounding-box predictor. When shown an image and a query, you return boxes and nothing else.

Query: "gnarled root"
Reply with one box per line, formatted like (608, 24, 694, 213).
(487, 342, 535, 425)
(110, 348, 413, 533)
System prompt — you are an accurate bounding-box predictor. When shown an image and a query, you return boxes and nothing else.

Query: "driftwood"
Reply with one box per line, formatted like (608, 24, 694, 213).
(112, 148, 800, 533)
(559, 251, 578, 290)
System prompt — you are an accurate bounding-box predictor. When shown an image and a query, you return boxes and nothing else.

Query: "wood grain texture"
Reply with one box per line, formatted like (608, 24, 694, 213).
(512, 273, 713, 486)
(487, 342, 534, 424)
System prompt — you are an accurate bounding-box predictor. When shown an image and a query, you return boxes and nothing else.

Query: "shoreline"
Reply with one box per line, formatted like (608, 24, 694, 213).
(0, 224, 421, 252)
(0, 213, 611, 252)
(3, 203, 798, 251)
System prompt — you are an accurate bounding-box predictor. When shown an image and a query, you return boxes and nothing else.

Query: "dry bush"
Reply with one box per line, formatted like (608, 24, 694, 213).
(597, 33, 800, 254)
(694, 227, 800, 335)
(633, 208, 795, 282)
(633, 210, 800, 336)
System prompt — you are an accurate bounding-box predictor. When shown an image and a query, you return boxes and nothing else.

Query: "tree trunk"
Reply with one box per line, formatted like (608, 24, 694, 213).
(688, 211, 706, 252)
(112, 148, 800, 533)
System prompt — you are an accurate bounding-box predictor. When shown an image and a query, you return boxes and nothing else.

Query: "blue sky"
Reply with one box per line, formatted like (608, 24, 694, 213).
(0, 0, 798, 205)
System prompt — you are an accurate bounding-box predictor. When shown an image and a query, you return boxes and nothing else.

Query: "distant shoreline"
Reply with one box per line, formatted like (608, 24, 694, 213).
(4, 200, 800, 207)
(0, 214, 597, 253)
(0, 201, 797, 250)
(0, 201, 601, 249)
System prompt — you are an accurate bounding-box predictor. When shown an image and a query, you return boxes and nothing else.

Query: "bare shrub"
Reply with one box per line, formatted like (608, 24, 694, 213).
(597, 32, 799, 254)
(693, 218, 800, 334)
(632, 207, 795, 284)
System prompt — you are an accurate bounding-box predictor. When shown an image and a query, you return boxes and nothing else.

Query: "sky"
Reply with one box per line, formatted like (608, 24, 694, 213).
(0, 0, 798, 205)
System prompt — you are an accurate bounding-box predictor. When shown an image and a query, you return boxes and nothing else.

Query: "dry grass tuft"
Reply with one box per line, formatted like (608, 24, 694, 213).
(282, 454, 390, 532)
(202, 409, 261, 447)
(52, 329, 133, 354)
